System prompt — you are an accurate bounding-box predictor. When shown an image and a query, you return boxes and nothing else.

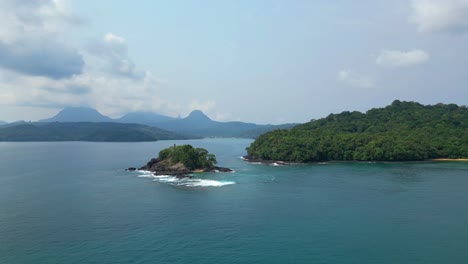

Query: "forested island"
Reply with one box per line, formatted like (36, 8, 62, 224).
(137, 144, 233, 177)
(246, 101, 468, 162)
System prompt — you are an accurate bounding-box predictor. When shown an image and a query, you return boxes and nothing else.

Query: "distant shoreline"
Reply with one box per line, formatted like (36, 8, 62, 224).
(242, 156, 468, 165)
(430, 158, 468, 162)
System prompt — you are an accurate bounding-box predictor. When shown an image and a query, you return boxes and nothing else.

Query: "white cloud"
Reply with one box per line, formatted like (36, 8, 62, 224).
(0, 1, 223, 121)
(187, 100, 231, 121)
(104, 33, 126, 44)
(338, 69, 375, 88)
(0, 0, 82, 42)
(189, 100, 216, 113)
(376, 49, 429, 67)
(87, 33, 145, 80)
(0, 0, 84, 79)
(0, 69, 179, 119)
(410, 0, 468, 33)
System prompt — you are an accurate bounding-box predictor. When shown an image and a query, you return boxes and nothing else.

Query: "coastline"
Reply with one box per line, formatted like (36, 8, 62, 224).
(241, 155, 304, 166)
(430, 158, 468, 162)
(242, 155, 468, 165)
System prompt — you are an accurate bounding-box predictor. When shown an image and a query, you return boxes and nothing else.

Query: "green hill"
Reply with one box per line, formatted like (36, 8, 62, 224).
(246, 101, 468, 162)
(0, 122, 194, 142)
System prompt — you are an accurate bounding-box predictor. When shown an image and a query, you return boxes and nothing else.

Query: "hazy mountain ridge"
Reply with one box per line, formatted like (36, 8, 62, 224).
(115, 112, 177, 125)
(39, 107, 113, 123)
(0, 122, 191, 142)
(36, 107, 289, 138)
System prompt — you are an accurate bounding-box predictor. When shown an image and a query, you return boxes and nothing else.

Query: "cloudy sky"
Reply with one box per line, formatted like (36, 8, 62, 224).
(0, 0, 467, 123)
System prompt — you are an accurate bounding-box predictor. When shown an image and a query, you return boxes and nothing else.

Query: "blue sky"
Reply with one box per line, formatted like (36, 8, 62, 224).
(0, 0, 467, 123)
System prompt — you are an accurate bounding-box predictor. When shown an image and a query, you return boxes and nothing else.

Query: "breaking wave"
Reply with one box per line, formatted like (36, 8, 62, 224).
(135, 170, 235, 187)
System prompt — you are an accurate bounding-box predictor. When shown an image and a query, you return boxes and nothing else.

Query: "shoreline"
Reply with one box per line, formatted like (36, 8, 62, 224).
(241, 156, 468, 165)
(430, 158, 468, 162)
(240, 156, 303, 166)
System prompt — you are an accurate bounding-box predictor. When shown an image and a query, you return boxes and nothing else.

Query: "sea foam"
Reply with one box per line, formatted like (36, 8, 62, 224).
(272, 162, 284, 166)
(135, 170, 235, 187)
(172, 179, 235, 187)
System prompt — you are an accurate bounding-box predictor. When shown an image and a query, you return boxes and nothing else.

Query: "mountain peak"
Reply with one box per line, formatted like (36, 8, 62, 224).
(185, 110, 212, 122)
(40, 106, 113, 122)
(61, 106, 100, 114)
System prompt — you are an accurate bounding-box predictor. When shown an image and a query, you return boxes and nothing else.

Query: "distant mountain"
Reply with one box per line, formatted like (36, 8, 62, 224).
(156, 110, 218, 132)
(0, 121, 7, 126)
(116, 111, 177, 125)
(37, 107, 295, 138)
(184, 110, 212, 123)
(0, 122, 194, 142)
(154, 110, 289, 138)
(40, 107, 113, 123)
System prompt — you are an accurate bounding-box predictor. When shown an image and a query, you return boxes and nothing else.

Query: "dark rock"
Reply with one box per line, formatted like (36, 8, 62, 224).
(126, 167, 137, 171)
(153, 170, 191, 176)
(139, 158, 160, 171)
(175, 175, 194, 179)
(134, 155, 233, 176)
(212, 166, 233, 172)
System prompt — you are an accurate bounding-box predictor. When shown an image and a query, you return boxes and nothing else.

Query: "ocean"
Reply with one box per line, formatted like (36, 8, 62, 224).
(1, 138, 467, 264)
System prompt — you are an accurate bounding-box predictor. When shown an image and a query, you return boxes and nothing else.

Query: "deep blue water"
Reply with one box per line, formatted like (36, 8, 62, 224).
(1, 139, 468, 264)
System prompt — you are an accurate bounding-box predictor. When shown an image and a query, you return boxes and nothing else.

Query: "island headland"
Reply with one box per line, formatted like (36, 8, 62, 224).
(128, 144, 233, 178)
(245, 101, 468, 163)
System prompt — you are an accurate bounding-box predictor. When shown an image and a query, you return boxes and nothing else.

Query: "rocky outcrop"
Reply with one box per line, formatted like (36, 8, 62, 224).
(207, 166, 233, 172)
(135, 157, 233, 176)
(138, 157, 192, 175)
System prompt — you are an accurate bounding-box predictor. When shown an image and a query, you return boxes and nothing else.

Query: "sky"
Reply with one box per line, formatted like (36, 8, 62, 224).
(0, 0, 467, 124)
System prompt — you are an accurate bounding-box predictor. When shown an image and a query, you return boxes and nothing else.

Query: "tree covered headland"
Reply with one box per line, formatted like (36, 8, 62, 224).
(158, 144, 217, 170)
(246, 101, 468, 162)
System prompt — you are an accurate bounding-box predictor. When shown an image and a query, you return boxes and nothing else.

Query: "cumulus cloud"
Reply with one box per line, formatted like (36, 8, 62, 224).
(0, 0, 84, 79)
(338, 69, 375, 88)
(0, 69, 175, 118)
(410, 0, 468, 33)
(376, 49, 429, 67)
(187, 99, 231, 121)
(189, 100, 216, 113)
(0, 38, 84, 79)
(41, 84, 91, 95)
(0, 1, 216, 121)
(87, 33, 146, 80)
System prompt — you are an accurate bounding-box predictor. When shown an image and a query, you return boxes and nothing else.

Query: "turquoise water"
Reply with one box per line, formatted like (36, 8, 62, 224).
(1, 139, 468, 264)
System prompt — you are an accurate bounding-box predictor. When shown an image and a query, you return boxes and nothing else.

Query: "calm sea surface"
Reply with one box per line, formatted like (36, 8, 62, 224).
(1, 139, 467, 264)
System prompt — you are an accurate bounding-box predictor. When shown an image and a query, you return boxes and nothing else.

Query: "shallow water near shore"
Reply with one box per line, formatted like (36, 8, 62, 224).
(1, 138, 468, 264)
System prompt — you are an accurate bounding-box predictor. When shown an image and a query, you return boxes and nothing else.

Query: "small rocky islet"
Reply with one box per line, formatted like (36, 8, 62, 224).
(127, 144, 233, 179)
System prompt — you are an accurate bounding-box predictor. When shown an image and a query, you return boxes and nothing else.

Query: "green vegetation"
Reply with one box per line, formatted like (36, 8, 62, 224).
(0, 122, 193, 141)
(158, 144, 217, 170)
(239, 123, 297, 138)
(247, 101, 468, 162)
